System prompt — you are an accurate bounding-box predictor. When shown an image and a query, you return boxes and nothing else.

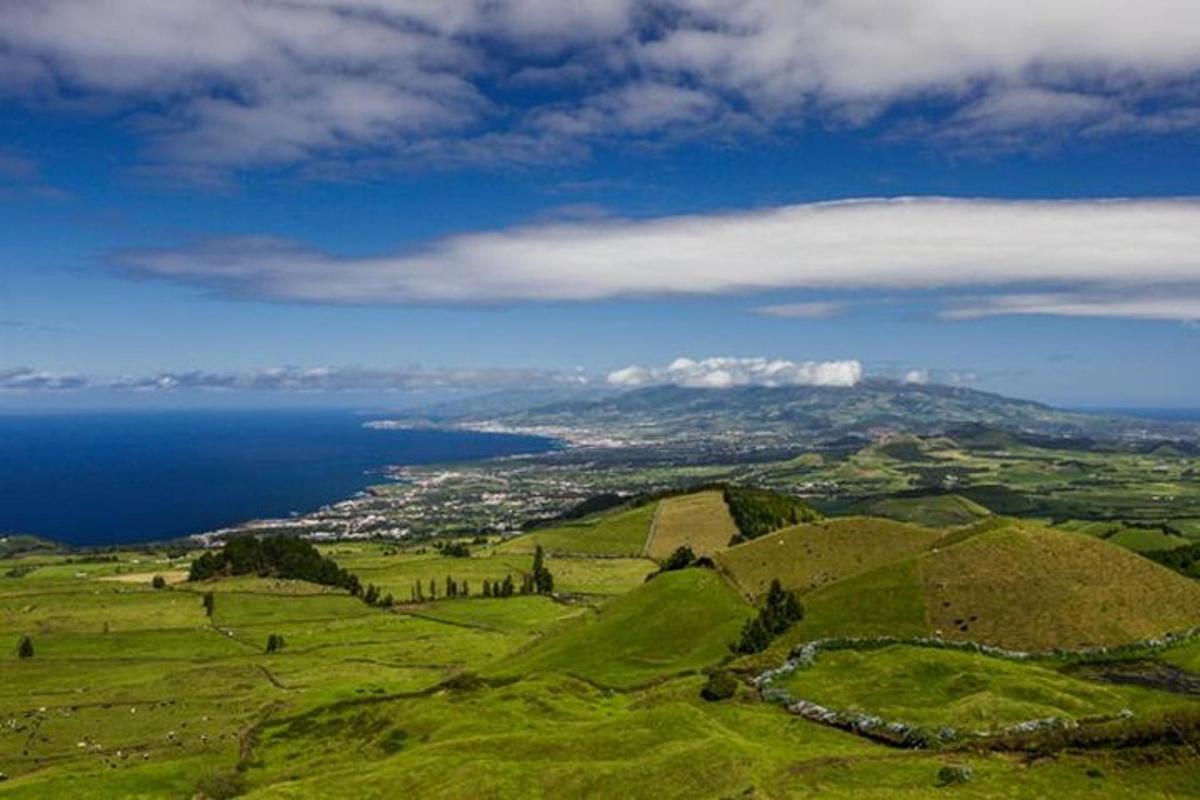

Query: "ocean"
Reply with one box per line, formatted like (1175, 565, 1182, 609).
(0, 410, 557, 546)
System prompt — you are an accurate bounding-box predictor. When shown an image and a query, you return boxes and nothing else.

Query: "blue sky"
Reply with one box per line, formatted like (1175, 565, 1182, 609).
(2, 1, 1200, 408)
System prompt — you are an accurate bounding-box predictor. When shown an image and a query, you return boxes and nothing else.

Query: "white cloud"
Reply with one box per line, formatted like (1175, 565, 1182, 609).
(942, 292, 1200, 321)
(903, 369, 930, 385)
(3, 1, 1200, 177)
(605, 356, 863, 388)
(116, 197, 1200, 318)
(754, 301, 847, 319)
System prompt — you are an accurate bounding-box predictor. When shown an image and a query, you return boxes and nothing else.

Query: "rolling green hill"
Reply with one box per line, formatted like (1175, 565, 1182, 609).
(836, 492, 992, 527)
(495, 502, 656, 557)
(766, 522, 1200, 654)
(489, 568, 751, 688)
(715, 517, 944, 599)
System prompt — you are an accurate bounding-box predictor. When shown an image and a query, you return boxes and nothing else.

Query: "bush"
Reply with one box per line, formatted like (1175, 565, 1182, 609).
(194, 770, 247, 800)
(151, 574, 167, 589)
(936, 764, 973, 786)
(661, 546, 696, 572)
(265, 633, 286, 654)
(701, 670, 739, 701)
(16, 635, 33, 659)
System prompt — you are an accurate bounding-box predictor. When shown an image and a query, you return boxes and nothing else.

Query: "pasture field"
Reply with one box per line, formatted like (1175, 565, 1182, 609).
(3, 499, 1200, 798)
(493, 502, 656, 557)
(643, 490, 739, 560)
(772, 644, 1191, 734)
(489, 568, 752, 688)
(715, 517, 943, 598)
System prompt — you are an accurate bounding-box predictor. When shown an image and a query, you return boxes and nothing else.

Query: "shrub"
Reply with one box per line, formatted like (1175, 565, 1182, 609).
(661, 546, 696, 572)
(203, 591, 215, 617)
(16, 635, 33, 659)
(701, 670, 739, 701)
(151, 574, 167, 589)
(936, 764, 973, 786)
(265, 633, 286, 654)
(194, 770, 247, 800)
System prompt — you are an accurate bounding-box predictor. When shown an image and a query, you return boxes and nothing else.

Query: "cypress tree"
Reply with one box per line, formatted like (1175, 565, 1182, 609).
(202, 591, 215, 617)
(17, 635, 33, 659)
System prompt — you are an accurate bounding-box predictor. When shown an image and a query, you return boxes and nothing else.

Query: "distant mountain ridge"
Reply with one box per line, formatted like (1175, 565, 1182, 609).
(462, 380, 1191, 446)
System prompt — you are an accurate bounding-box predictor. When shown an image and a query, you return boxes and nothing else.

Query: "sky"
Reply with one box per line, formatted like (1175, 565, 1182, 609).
(2, 0, 1200, 409)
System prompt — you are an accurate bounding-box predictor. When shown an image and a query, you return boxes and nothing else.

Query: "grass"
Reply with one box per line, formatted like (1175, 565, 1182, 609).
(919, 523, 1200, 650)
(743, 520, 1200, 663)
(489, 569, 752, 688)
(644, 490, 739, 560)
(839, 493, 992, 528)
(3, 508, 1200, 797)
(774, 644, 1188, 733)
(494, 503, 657, 557)
(715, 517, 943, 599)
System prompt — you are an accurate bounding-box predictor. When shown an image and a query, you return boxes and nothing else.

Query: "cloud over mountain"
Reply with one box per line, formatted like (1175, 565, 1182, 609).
(606, 357, 863, 388)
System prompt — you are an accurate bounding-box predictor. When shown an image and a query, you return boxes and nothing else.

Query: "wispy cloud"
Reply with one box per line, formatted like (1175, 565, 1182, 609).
(0, 365, 591, 394)
(753, 301, 847, 319)
(114, 197, 1200, 319)
(942, 291, 1200, 321)
(606, 356, 862, 388)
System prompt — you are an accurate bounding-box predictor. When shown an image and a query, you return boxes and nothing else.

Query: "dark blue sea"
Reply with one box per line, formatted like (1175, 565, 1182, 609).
(0, 410, 557, 546)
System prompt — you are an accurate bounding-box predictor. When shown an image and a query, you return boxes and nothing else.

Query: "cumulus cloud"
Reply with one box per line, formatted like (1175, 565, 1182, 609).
(605, 357, 863, 389)
(115, 197, 1200, 318)
(3, 1, 1200, 177)
(0, 364, 591, 394)
(903, 369, 930, 385)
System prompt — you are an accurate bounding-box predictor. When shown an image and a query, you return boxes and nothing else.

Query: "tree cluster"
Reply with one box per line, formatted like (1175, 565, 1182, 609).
(188, 536, 362, 596)
(438, 541, 471, 558)
(1147, 542, 1200, 579)
(723, 486, 822, 543)
(732, 579, 804, 654)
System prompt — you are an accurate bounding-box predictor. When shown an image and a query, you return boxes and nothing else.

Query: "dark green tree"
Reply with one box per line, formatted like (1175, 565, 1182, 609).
(701, 670, 738, 701)
(265, 633, 285, 654)
(364, 583, 380, 606)
(531, 545, 554, 595)
(151, 574, 167, 589)
(482, 579, 492, 598)
(202, 591, 215, 617)
(17, 635, 33, 659)
(661, 546, 696, 572)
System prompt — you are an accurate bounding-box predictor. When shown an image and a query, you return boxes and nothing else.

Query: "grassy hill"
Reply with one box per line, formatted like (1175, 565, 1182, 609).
(715, 517, 944, 599)
(764, 522, 1200, 654)
(836, 492, 992, 528)
(495, 502, 656, 557)
(644, 490, 739, 560)
(489, 568, 751, 688)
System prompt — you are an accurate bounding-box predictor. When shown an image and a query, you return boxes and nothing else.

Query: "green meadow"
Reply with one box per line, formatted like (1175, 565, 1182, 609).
(3, 488, 1200, 798)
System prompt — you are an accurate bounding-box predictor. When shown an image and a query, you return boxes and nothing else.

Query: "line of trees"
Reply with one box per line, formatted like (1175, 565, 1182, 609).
(407, 546, 555, 603)
(732, 579, 805, 654)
